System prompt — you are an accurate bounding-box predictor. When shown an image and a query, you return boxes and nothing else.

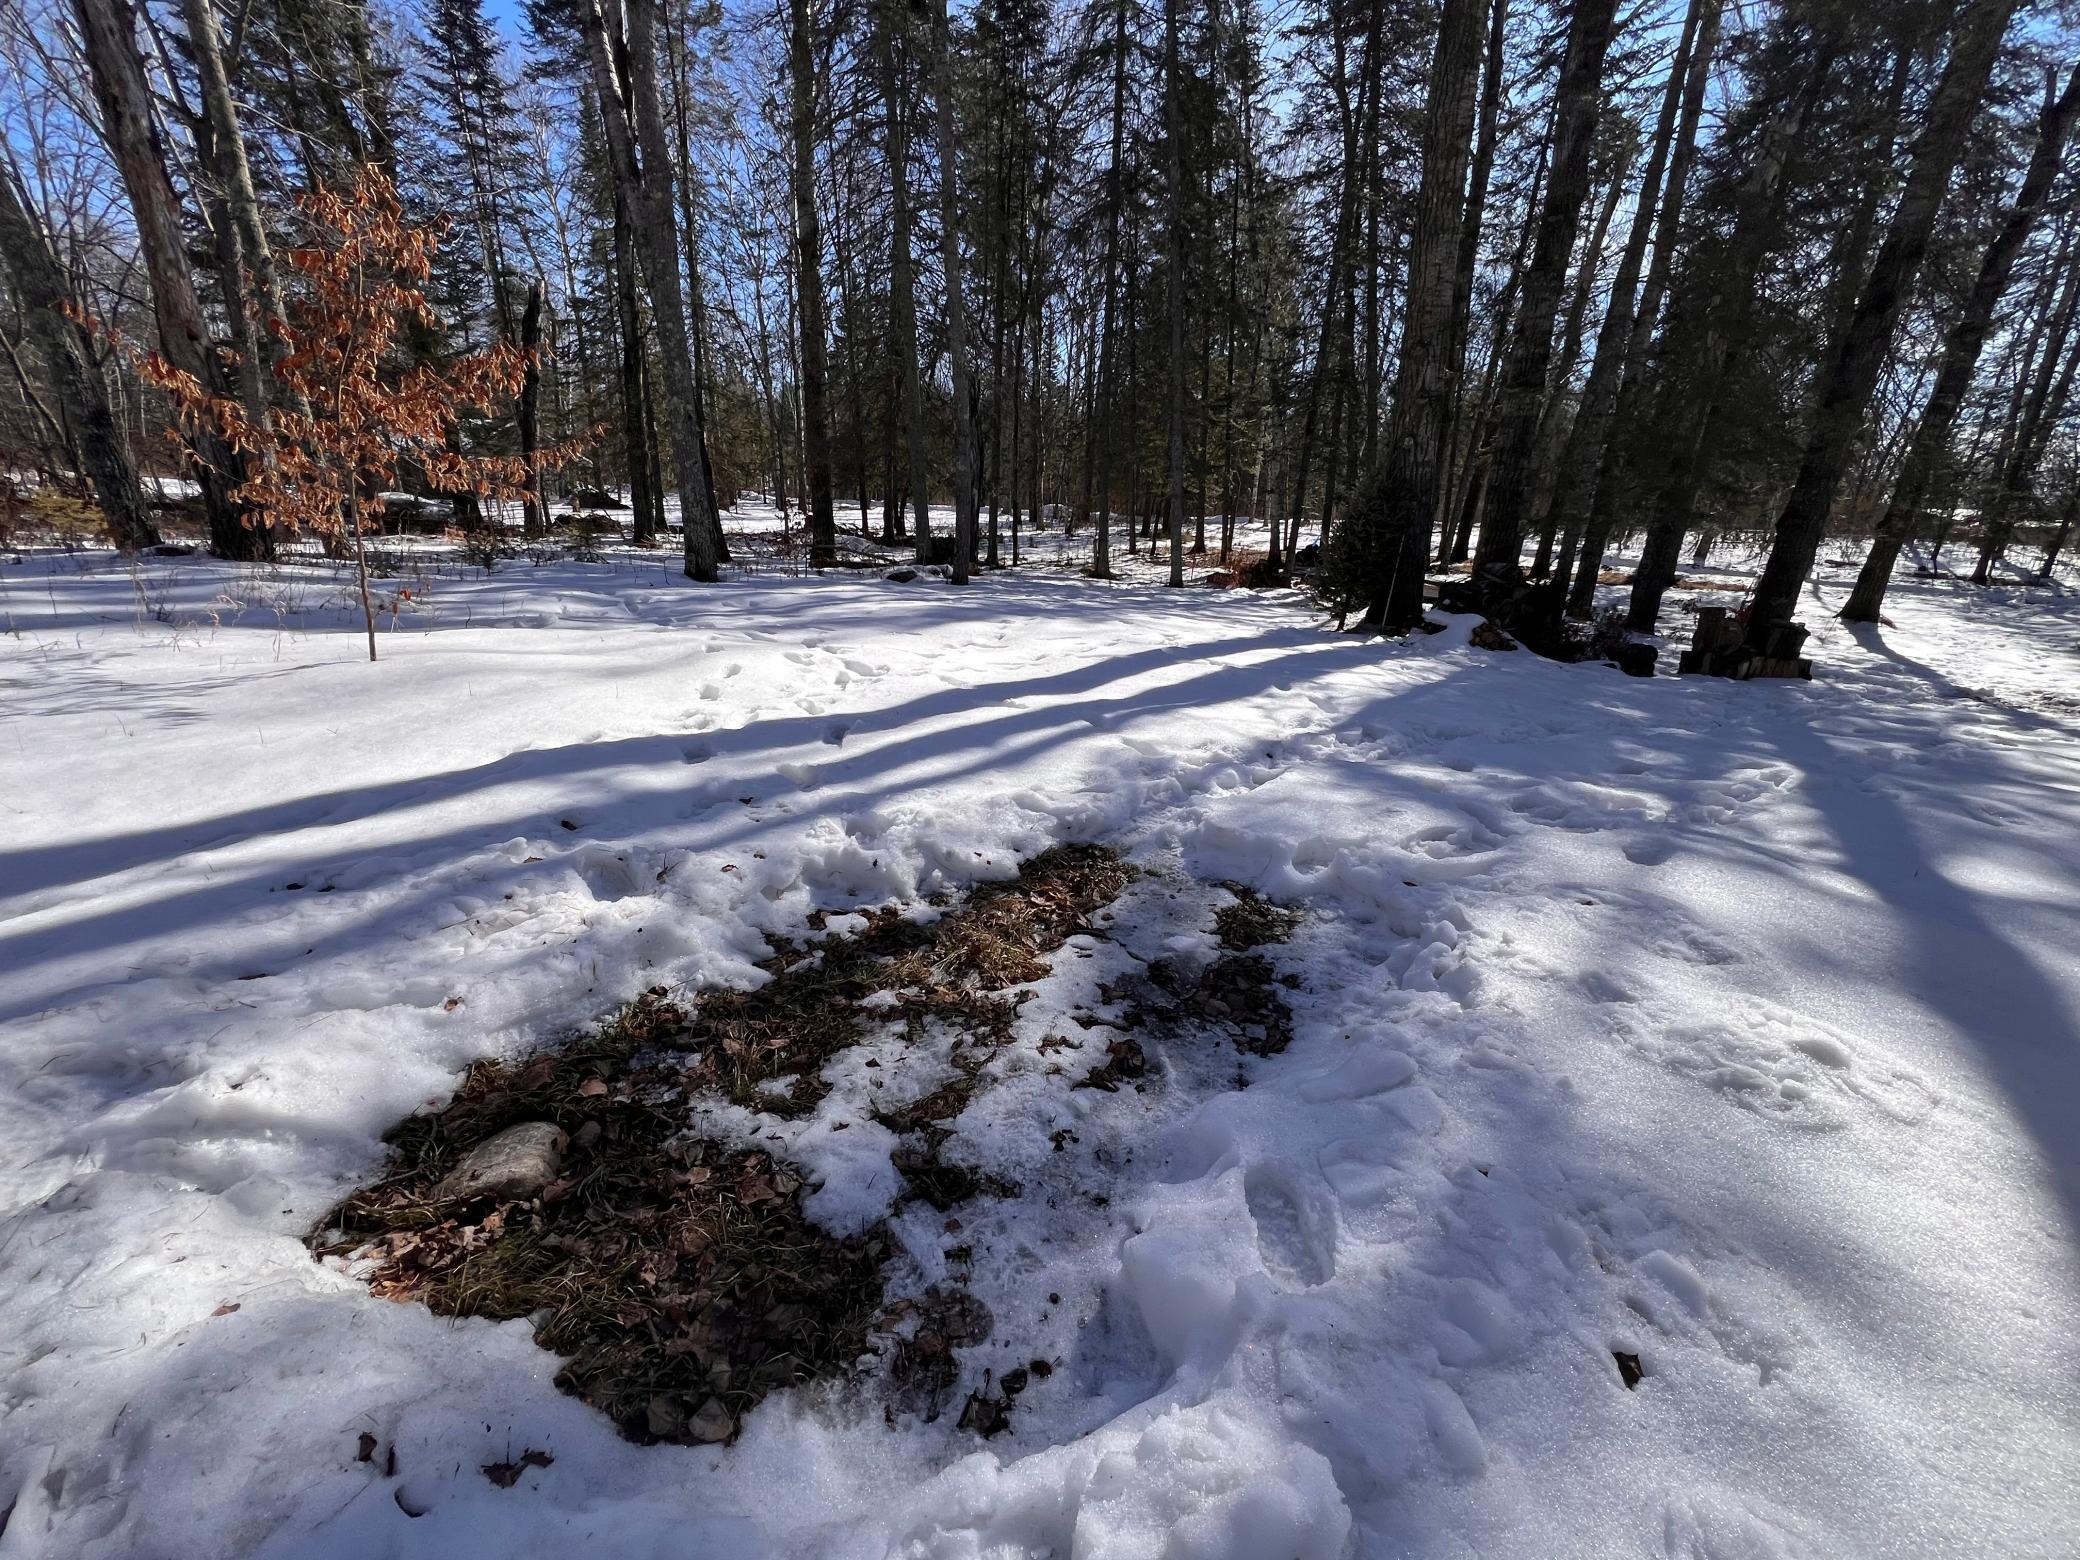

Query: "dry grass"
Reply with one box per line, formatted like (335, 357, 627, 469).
(311, 845, 1136, 1446)
(1214, 886, 1303, 952)
(313, 989, 889, 1445)
(688, 843, 1132, 1114)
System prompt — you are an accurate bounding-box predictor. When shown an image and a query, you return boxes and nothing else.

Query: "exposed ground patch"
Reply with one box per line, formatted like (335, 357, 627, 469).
(1105, 884, 1303, 1061)
(310, 845, 1137, 1446)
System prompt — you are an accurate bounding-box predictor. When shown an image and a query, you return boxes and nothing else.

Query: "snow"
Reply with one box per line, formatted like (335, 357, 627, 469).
(2, 530, 2078, 1559)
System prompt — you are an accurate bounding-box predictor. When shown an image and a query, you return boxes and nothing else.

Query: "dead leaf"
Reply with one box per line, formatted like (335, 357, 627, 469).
(480, 1449, 553, 1488)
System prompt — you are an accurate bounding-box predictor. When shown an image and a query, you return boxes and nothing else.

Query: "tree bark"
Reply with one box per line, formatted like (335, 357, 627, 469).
(1973, 256, 2080, 582)
(1470, 0, 1619, 576)
(519, 277, 545, 534)
(787, 0, 838, 564)
(872, 0, 934, 562)
(1550, 0, 1716, 606)
(74, 0, 256, 557)
(1435, 0, 1508, 562)
(1163, 0, 1187, 587)
(927, 0, 977, 582)
(1343, 0, 1485, 628)
(0, 167, 156, 548)
(1527, 135, 1632, 575)
(1843, 64, 2080, 620)
(1747, 0, 2020, 644)
(612, 181, 662, 546)
(1089, 0, 1131, 578)
(1622, 20, 1843, 630)
(577, 0, 724, 581)
(2037, 483, 2078, 580)
(179, 0, 301, 416)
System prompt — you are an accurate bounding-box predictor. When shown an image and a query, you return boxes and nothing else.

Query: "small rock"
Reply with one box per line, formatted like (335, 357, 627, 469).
(646, 1394, 687, 1439)
(434, 1121, 567, 1204)
(685, 1397, 735, 1443)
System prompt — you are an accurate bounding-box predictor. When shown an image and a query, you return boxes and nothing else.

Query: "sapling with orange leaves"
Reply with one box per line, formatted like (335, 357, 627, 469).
(130, 166, 558, 661)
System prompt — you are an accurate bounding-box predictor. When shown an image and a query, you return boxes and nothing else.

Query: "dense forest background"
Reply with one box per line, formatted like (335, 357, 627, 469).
(4, 0, 2078, 642)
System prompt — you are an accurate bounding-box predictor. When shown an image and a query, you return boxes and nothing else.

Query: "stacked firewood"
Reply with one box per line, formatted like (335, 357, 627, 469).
(1679, 605, 1812, 679)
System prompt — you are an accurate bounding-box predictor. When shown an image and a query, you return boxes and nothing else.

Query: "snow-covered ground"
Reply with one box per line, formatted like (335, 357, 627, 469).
(2, 533, 2076, 1559)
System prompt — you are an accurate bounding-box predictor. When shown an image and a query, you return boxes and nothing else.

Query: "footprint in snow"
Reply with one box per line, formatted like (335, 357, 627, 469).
(1577, 970, 1639, 1005)
(1244, 1166, 1335, 1288)
(1299, 1046, 1417, 1102)
(1657, 1489, 1817, 1559)
(1622, 835, 1677, 867)
(1407, 821, 1504, 860)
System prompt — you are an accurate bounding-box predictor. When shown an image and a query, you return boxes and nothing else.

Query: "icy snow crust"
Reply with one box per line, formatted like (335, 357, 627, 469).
(2, 542, 2077, 1559)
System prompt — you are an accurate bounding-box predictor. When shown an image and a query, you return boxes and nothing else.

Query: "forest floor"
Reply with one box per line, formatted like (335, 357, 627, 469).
(1, 516, 2076, 1559)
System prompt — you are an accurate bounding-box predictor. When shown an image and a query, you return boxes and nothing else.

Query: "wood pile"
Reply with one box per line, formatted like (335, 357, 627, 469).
(1678, 605, 1812, 679)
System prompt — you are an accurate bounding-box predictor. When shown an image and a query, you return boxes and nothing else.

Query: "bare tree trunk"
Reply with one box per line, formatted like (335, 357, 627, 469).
(0, 167, 155, 547)
(787, 0, 838, 564)
(1163, 0, 1187, 588)
(830, 167, 872, 536)
(179, 0, 296, 400)
(1435, 0, 1508, 561)
(2037, 484, 2078, 580)
(871, 0, 935, 562)
(1470, 0, 1619, 576)
(1973, 258, 2080, 582)
(612, 183, 662, 546)
(1446, 130, 1546, 564)
(1287, 13, 1368, 575)
(1748, 0, 2019, 644)
(1549, 0, 1714, 605)
(1312, 3, 1383, 562)
(519, 277, 546, 534)
(74, 0, 256, 558)
(1089, 0, 1131, 578)
(1345, 0, 1485, 628)
(1525, 131, 1631, 577)
(577, 0, 723, 581)
(927, 0, 977, 582)
(1844, 63, 2080, 620)
(1623, 24, 1843, 631)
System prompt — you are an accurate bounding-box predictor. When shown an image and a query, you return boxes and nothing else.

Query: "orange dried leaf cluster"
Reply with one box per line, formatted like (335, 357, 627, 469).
(136, 166, 559, 539)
